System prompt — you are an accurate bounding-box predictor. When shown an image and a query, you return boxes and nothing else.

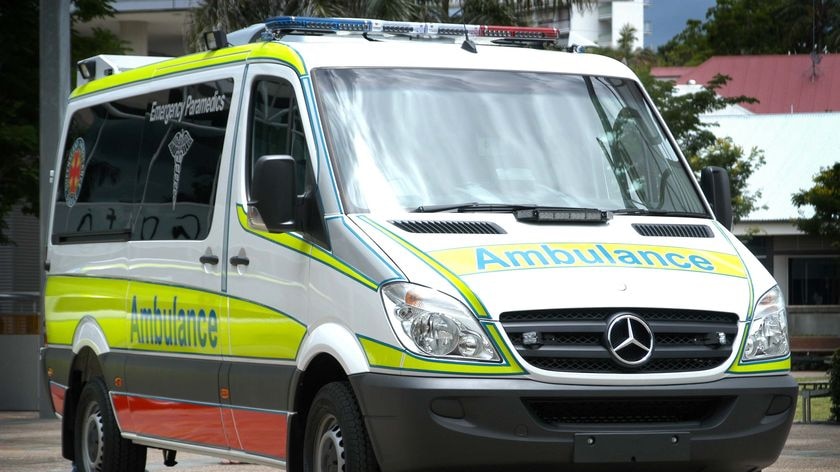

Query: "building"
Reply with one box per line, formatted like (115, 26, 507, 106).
(535, 0, 649, 49)
(714, 113, 840, 354)
(74, 0, 199, 56)
(652, 54, 840, 114)
(653, 55, 840, 355)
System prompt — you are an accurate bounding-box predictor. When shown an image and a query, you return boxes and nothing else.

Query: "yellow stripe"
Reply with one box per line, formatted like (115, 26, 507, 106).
(71, 43, 306, 99)
(46, 276, 129, 347)
(359, 334, 524, 375)
(430, 242, 747, 278)
(227, 296, 306, 359)
(236, 206, 378, 290)
(46, 275, 305, 360)
(360, 217, 489, 317)
(728, 356, 791, 373)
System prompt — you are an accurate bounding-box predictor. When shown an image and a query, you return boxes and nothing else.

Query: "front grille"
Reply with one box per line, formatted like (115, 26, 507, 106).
(528, 357, 725, 373)
(500, 308, 739, 374)
(524, 397, 727, 425)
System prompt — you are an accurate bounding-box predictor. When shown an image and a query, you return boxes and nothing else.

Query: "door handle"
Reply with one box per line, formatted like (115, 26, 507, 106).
(230, 255, 250, 267)
(199, 254, 219, 265)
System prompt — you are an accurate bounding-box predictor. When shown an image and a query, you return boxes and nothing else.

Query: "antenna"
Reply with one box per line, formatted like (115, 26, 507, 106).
(460, 0, 477, 53)
(810, 0, 821, 82)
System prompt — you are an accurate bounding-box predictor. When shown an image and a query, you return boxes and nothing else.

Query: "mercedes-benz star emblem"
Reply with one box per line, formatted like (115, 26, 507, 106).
(605, 313, 654, 367)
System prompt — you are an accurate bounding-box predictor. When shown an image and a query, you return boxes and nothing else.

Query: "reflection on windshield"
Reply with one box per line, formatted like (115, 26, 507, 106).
(314, 68, 706, 215)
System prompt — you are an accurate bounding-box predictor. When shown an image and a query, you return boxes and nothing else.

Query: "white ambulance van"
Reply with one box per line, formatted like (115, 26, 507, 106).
(44, 16, 796, 472)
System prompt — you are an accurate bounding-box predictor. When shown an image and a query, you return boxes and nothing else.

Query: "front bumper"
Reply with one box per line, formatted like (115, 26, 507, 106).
(350, 373, 797, 472)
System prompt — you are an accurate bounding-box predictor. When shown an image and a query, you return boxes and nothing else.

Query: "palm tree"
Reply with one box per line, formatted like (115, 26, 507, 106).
(188, 0, 598, 50)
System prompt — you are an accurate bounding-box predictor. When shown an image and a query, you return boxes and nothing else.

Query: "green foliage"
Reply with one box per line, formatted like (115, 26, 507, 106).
(641, 74, 756, 157)
(659, 0, 840, 66)
(0, 0, 40, 244)
(657, 19, 711, 66)
(187, 0, 599, 50)
(616, 23, 638, 60)
(792, 163, 840, 247)
(71, 0, 117, 22)
(71, 0, 128, 74)
(831, 349, 840, 422)
(0, 0, 123, 244)
(634, 72, 762, 221)
(689, 138, 765, 220)
(71, 28, 128, 86)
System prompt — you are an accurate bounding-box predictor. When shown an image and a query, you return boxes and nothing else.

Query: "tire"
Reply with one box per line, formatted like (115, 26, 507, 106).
(73, 377, 146, 472)
(303, 381, 379, 472)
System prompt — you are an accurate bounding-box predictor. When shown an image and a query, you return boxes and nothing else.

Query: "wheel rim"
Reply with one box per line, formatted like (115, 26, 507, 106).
(313, 413, 345, 472)
(80, 401, 105, 472)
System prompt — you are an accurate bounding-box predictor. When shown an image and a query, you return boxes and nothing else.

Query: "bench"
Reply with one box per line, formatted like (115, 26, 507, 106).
(799, 380, 830, 423)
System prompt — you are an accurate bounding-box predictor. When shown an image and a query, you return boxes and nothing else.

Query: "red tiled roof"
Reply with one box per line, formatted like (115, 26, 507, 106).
(651, 55, 840, 114)
(649, 66, 694, 79)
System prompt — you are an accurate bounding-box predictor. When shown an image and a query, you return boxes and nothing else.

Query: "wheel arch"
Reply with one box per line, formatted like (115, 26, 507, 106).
(61, 346, 105, 461)
(287, 351, 354, 472)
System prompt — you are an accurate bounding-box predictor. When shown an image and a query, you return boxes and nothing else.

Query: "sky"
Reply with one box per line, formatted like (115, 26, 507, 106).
(646, 0, 716, 49)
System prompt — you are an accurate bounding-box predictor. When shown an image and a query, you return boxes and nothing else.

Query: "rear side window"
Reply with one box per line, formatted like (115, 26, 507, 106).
(52, 78, 234, 243)
(52, 97, 145, 240)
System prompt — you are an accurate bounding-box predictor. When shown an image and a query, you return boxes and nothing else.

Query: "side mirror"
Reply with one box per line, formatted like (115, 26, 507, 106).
(700, 166, 733, 230)
(249, 155, 298, 233)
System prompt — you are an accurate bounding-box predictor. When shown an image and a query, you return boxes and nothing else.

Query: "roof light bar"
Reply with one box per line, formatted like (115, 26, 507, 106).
(481, 26, 559, 40)
(263, 16, 558, 42)
(265, 16, 372, 33)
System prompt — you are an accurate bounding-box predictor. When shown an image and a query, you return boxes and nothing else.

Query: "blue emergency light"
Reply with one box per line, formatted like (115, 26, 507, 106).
(262, 16, 560, 43)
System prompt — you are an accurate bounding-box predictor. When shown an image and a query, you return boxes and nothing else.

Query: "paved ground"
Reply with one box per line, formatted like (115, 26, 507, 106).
(1, 411, 838, 471)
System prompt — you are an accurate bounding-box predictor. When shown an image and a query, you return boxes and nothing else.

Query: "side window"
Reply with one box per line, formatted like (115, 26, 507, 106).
(134, 79, 234, 241)
(248, 79, 310, 194)
(52, 98, 146, 242)
(52, 78, 234, 244)
(247, 77, 326, 245)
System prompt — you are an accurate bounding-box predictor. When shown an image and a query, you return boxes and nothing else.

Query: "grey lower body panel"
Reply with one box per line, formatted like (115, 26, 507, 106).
(350, 373, 797, 472)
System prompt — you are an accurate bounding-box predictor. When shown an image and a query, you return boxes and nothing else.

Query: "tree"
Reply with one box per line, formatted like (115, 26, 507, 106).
(659, 0, 840, 66)
(640, 74, 763, 221)
(792, 163, 840, 246)
(616, 23, 637, 61)
(0, 0, 125, 244)
(0, 0, 40, 244)
(188, 0, 599, 49)
(689, 138, 765, 219)
(657, 19, 711, 66)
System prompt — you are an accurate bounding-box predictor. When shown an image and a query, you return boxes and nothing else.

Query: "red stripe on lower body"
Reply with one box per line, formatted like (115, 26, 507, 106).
(232, 409, 288, 459)
(126, 395, 228, 448)
(49, 383, 66, 416)
(111, 393, 133, 432)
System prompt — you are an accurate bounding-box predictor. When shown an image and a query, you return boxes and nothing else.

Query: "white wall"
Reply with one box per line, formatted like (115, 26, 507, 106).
(570, 0, 646, 49)
(610, 0, 645, 49)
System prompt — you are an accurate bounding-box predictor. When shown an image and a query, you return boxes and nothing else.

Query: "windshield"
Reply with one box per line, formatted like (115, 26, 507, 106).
(314, 68, 707, 215)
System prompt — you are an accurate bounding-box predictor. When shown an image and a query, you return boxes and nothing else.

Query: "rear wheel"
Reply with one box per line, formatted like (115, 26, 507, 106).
(303, 381, 379, 472)
(73, 377, 146, 472)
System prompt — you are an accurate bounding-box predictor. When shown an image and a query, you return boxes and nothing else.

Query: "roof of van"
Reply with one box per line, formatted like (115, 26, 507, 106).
(70, 38, 636, 99)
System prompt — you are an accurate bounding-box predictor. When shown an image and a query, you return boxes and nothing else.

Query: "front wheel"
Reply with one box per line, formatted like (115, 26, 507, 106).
(73, 377, 146, 472)
(303, 381, 379, 472)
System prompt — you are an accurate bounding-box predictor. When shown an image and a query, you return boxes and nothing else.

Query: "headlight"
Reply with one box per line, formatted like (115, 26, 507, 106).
(741, 286, 789, 361)
(381, 283, 500, 361)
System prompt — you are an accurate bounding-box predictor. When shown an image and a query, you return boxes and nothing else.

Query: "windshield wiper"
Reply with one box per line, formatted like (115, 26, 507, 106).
(413, 202, 527, 213)
(413, 203, 612, 224)
(612, 208, 707, 218)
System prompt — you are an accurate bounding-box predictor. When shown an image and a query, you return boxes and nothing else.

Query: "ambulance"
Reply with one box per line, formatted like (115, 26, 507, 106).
(44, 16, 796, 472)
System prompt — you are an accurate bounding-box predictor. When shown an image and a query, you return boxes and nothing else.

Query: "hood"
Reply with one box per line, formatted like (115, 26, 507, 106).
(355, 213, 752, 322)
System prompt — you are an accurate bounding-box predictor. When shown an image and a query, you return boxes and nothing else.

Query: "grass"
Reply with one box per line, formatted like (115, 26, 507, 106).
(794, 376, 833, 423)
